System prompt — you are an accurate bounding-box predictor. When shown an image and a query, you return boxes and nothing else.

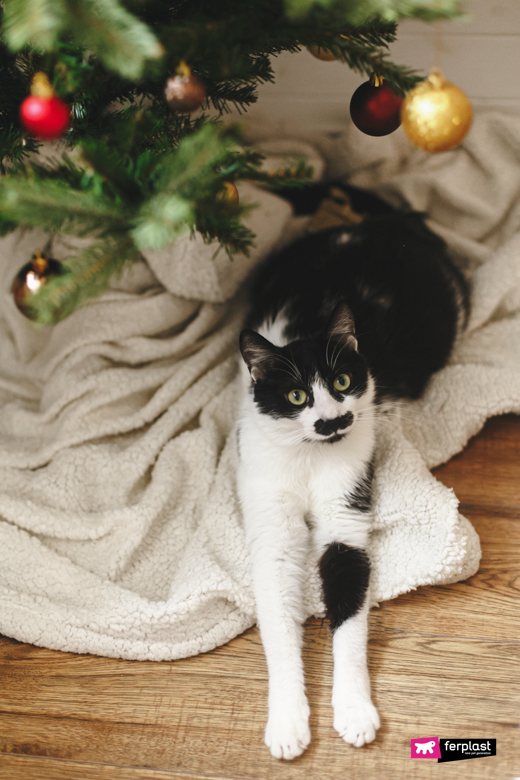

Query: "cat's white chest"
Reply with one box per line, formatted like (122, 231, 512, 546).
(238, 393, 375, 518)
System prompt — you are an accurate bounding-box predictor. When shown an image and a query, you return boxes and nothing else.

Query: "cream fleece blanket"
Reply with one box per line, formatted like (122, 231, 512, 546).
(0, 113, 519, 660)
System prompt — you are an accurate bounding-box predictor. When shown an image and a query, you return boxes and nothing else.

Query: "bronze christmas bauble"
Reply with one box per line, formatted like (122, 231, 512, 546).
(401, 68, 473, 153)
(164, 62, 206, 113)
(12, 251, 63, 320)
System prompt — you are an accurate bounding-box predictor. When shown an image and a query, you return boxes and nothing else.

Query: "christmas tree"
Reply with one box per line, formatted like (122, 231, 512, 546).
(1, 0, 463, 324)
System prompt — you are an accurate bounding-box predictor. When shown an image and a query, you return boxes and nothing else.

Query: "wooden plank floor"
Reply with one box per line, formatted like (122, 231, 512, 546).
(1, 415, 519, 780)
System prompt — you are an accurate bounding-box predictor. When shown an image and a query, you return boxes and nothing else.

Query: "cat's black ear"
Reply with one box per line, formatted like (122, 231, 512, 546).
(240, 330, 278, 382)
(327, 301, 358, 351)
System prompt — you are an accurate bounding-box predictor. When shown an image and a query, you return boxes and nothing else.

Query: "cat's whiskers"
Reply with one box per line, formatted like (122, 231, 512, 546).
(325, 333, 333, 370)
(278, 429, 311, 448)
(271, 353, 303, 386)
(329, 338, 347, 374)
(356, 409, 417, 438)
(357, 400, 416, 424)
(276, 366, 303, 385)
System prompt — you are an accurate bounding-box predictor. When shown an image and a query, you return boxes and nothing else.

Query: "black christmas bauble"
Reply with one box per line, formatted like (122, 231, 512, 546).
(349, 76, 403, 137)
(12, 251, 64, 320)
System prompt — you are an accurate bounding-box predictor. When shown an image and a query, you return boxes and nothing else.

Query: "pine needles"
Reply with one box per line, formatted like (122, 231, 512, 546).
(0, 0, 464, 323)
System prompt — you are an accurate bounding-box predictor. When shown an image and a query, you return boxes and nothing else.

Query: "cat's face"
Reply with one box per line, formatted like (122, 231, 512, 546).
(240, 303, 373, 444)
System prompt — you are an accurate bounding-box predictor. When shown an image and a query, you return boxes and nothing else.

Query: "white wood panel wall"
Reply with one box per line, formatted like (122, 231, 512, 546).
(242, 0, 520, 136)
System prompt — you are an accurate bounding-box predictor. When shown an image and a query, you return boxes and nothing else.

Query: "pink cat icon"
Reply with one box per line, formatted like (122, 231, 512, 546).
(410, 737, 441, 759)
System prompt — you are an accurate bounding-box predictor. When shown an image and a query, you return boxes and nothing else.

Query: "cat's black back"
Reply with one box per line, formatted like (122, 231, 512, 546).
(246, 197, 469, 400)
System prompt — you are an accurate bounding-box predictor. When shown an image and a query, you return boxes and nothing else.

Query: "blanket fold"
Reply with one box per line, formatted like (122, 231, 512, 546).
(0, 116, 519, 660)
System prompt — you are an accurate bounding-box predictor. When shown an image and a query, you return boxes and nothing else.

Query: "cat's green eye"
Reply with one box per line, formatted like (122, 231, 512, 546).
(334, 373, 351, 391)
(288, 389, 307, 406)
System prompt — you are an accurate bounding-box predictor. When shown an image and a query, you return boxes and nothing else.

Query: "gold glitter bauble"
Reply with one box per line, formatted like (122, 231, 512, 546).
(217, 181, 239, 203)
(401, 68, 472, 153)
(307, 44, 338, 61)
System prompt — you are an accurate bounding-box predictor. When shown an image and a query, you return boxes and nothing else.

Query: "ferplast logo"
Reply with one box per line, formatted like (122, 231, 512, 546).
(438, 739, 496, 763)
(411, 737, 497, 762)
(411, 737, 441, 759)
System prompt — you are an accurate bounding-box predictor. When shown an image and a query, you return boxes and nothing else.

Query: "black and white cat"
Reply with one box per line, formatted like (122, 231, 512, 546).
(237, 187, 469, 760)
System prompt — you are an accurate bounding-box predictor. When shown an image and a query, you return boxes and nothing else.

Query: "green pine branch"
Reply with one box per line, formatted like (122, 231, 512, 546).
(3, 0, 163, 79)
(0, 169, 129, 236)
(0, 0, 467, 323)
(284, 0, 464, 23)
(23, 236, 141, 325)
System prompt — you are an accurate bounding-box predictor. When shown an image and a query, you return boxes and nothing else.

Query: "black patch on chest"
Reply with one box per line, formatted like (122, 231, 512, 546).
(346, 462, 374, 513)
(318, 543, 371, 630)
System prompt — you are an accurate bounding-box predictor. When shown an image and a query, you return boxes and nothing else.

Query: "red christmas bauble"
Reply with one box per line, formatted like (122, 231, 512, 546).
(349, 78, 403, 137)
(20, 95, 70, 139)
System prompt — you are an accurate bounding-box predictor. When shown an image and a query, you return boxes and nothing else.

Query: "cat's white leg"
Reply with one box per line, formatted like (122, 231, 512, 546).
(245, 502, 311, 760)
(331, 599, 380, 746)
(314, 509, 379, 748)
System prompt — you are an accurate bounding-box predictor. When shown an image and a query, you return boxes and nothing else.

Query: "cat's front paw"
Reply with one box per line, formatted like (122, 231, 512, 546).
(265, 704, 311, 760)
(333, 700, 380, 748)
